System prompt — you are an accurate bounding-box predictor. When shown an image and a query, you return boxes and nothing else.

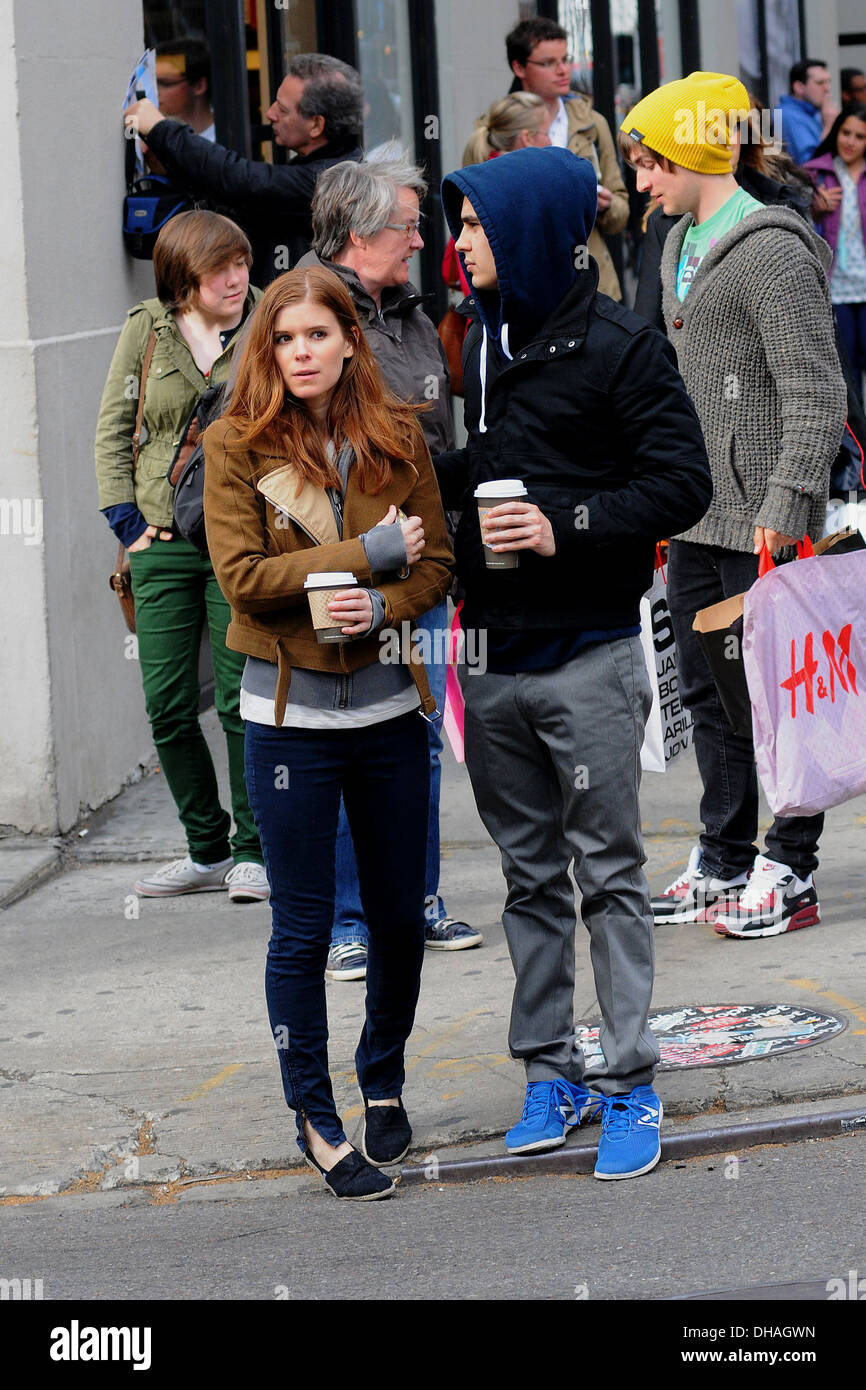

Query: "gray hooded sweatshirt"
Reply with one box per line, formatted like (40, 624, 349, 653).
(659, 205, 846, 552)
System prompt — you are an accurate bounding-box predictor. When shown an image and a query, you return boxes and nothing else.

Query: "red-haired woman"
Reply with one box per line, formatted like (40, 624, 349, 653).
(203, 267, 453, 1200)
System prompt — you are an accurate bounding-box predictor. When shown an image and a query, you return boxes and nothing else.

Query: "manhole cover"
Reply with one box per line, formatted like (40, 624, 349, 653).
(576, 1003, 845, 1069)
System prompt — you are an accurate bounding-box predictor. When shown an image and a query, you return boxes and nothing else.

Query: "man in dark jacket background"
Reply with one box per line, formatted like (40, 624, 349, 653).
(123, 54, 364, 286)
(436, 146, 712, 1180)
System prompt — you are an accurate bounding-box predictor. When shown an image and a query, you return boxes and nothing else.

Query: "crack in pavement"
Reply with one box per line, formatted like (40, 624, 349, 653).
(10, 1061, 269, 1080)
(4, 1074, 147, 1113)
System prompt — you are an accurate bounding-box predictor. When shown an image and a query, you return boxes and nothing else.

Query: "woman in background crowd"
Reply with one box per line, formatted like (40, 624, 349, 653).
(461, 91, 551, 165)
(806, 104, 866, 400)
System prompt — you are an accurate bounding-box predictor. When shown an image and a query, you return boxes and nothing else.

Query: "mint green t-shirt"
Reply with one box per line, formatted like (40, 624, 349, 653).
(676, 187, 764, 300)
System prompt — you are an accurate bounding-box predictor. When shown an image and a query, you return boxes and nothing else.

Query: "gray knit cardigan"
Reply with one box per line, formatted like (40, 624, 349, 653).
(660, 205, 847, 552)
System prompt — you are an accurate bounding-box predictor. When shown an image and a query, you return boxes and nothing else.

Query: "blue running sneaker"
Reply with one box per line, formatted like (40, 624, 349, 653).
(594, 1086, 663, 1180)
(505, 1080, 603, 1154)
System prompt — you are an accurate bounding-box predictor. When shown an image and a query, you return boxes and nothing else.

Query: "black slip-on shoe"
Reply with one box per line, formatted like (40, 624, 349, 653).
(360, 1100, 412, 1166)
(305, 1147, 395, 1200)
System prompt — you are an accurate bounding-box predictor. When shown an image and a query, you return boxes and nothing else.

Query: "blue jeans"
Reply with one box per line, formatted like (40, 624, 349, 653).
(332, 600, 448, 946)
(244, 712, 430, 1149)
(835, 302, 866, 401)
(666, 540, 823, 880)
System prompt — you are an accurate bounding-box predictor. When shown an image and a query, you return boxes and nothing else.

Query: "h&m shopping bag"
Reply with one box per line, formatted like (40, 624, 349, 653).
(692, 533, 864, 740)
(639, 549, 693, 772)
(743, 548, 866, 816)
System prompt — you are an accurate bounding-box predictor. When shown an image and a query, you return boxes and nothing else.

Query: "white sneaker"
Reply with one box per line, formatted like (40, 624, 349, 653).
(713, 854, 820, 938)
(225, 861, 270, 903)
(651, 845, 748, 924)
(133, 856, 233, 897)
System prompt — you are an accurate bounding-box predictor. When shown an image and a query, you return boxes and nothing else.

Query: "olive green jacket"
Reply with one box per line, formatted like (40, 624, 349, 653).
(566, 95, 628, 300)
(94, 288, 260, 528)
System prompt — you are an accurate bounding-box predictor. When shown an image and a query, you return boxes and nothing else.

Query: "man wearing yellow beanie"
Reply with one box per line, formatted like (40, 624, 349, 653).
(621, 73, 760, 295)
(619, 74, 847, 940)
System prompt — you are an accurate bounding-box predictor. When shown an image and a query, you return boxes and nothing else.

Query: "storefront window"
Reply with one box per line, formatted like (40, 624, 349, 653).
(356, 0, 414, 150)
(560, 0, 663, 119)
(560, 0, 594, 97)
(253, 0, 320, 161)
(142, 1, 267, 152)
(271, 0, 318, 62)
(143, 1, 216, 137)
(737, 0, 801, 109)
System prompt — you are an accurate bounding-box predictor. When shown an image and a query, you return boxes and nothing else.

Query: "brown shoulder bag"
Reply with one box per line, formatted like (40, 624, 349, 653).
(108, 330, 156, 633)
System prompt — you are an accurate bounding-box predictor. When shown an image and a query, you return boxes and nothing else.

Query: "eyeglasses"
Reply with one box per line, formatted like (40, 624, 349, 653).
(383, 221, 423, 238)
(526, 55, 573, 70)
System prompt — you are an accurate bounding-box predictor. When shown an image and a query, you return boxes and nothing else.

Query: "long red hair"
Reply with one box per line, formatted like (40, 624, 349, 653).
(222, 266, 424, 493)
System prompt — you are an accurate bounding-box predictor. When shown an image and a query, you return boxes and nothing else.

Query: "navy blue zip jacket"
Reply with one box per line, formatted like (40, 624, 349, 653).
(437, 147, 712, 636)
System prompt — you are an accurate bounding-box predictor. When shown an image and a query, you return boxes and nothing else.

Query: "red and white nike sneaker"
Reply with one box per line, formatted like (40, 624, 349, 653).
(713, 854, 820, 938)
(651, 845, 749, 924)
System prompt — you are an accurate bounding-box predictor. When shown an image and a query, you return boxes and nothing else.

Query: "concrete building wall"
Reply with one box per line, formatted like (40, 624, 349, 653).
(1, 0, 155, 834)
(0, 0, 53, 833)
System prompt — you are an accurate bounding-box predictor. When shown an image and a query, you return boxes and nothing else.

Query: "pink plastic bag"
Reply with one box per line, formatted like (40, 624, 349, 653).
(743, 550, 866, 815)
(442, 603, 465, 763)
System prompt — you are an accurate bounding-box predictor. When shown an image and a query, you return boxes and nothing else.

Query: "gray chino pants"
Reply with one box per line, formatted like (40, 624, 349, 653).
(462, 636, 659, 1095)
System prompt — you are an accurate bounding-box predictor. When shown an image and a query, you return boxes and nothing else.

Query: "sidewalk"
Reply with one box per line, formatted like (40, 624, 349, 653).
(1, 710, 865, 1197)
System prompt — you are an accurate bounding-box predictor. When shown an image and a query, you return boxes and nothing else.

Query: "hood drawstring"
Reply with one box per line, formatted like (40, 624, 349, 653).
(477, 322, 513, 436)
(478, 328, 489, 434)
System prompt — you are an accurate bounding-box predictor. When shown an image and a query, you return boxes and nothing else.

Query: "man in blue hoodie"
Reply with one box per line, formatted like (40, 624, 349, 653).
(436, 146, 712, 1179)
(775, 59, 839, 166)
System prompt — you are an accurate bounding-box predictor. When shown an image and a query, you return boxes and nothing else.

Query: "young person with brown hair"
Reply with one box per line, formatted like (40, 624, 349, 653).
(620, 73, 847, 939)
(202, 267, 453, 1200)
(94, 210, 267, 904)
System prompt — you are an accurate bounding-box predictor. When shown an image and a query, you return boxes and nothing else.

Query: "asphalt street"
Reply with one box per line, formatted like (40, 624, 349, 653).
(2, 712, 866, 1313)
(3, 1131, 864, 1301)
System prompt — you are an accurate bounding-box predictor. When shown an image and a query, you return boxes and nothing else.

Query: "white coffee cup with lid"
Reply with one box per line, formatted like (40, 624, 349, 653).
(304, 571, 358, 643)
(474, 479, 528, 569)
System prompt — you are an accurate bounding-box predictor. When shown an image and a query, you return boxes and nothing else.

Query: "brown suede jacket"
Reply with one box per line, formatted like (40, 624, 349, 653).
(202, 415, 454, 724)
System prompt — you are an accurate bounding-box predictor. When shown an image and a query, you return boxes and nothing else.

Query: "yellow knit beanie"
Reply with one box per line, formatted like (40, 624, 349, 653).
(620, 72, 751, 173)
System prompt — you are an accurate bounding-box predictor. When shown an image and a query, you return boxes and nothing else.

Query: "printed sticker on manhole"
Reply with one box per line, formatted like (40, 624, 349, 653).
(575, 1003, 845, 1069)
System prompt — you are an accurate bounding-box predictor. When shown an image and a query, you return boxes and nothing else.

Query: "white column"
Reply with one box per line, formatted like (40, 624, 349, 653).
(0, 0, 155, 833)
